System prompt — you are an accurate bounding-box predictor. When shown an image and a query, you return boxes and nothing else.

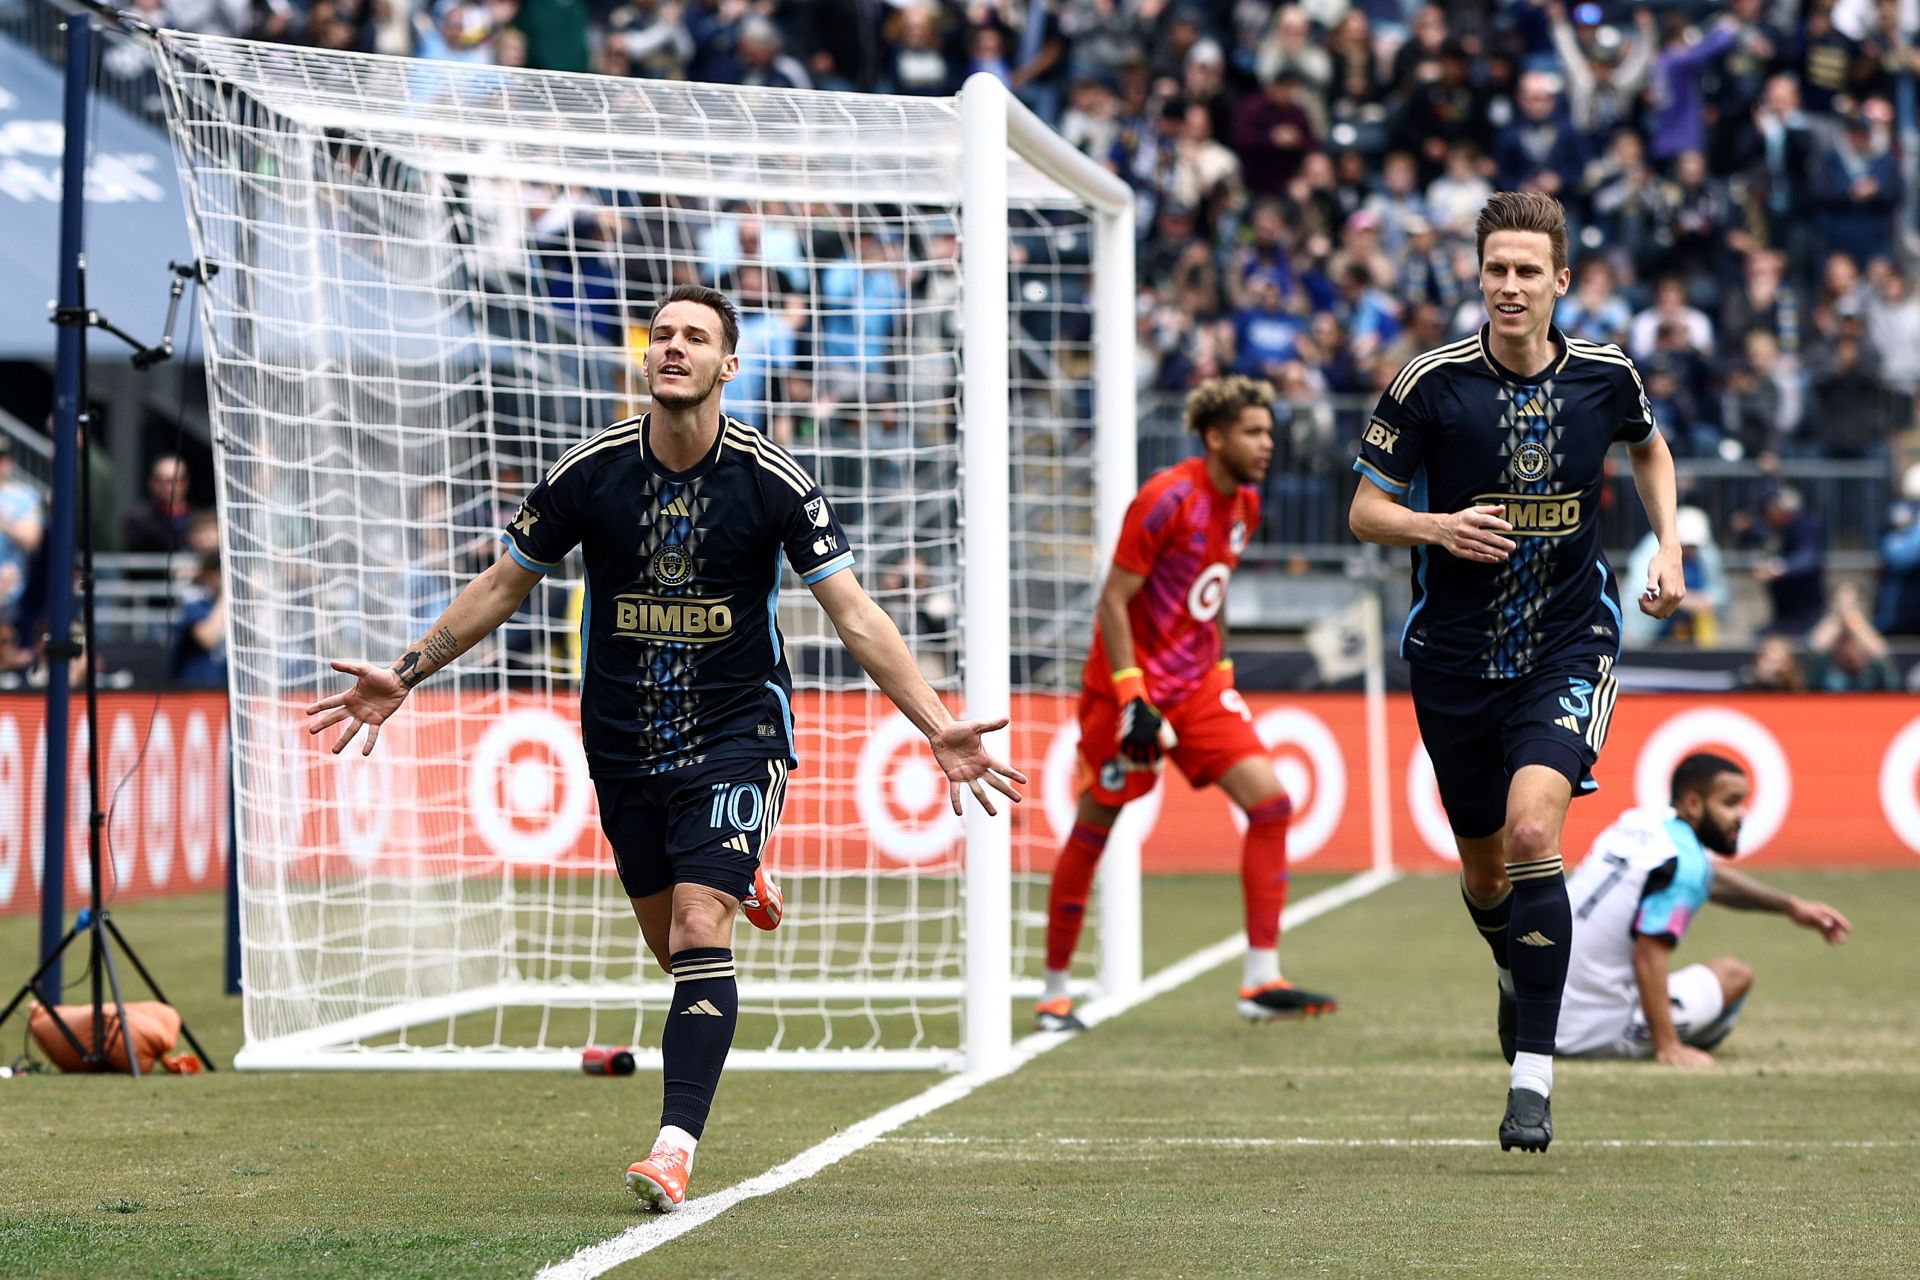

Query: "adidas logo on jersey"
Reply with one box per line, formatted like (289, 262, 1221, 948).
(1515, 931, 1556, 948)
(660, 496, 693, 519)
(680, 999, 726, 1017)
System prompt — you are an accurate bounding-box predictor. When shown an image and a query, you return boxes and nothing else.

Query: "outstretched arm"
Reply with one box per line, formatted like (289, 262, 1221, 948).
(305, 551, 544, 755)
(1627, 433, 1683, 619)
(809, 568, 1027, 816)
(1710, 866, 1851, 943)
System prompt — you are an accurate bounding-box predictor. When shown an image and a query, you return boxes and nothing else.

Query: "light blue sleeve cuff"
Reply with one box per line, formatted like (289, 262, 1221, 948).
(1352, 458, 1410, 495)
(801, 553, 856, 585)
(501, 533, 558, 574)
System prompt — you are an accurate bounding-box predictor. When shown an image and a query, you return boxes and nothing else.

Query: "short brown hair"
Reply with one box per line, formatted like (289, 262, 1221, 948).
(1185, 375, 1273, 437)
(1475, 191, 1569, 273)
(651, 284, 740, 353)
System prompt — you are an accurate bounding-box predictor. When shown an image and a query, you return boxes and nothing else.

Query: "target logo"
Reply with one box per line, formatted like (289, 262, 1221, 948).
(1406, 739, 1460, 861)
(1234, 709, 1347, 860)
(1042, 718, 1163, 848)
(1875, 715, 1920, 856)
(1633, 709, 1790, 857)
(856, 712, 963, 865)
(1187, 563, 1231, 622)
(468, 709, 592, 865)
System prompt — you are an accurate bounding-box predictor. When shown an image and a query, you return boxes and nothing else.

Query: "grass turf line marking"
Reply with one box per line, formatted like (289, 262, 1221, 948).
(884, 1136, 1917, 1151)
(535, 868, 1398, 1279)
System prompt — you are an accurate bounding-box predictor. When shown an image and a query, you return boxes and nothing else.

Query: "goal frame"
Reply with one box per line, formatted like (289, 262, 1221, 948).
(146, 46, 1138, 1076)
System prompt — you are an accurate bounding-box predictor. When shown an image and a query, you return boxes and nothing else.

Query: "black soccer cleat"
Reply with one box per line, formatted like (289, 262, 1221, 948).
(1238, 980, 1339, 1023)
(1499, 1087, 1552, 1153)
(1497, 984, 1517, 1065)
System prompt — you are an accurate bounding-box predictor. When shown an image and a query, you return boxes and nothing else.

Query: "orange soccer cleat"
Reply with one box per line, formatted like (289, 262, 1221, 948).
(742, 866, 783, 931)
(1032, 996, 1086, 1033)
(626, 1143, 693, 1213)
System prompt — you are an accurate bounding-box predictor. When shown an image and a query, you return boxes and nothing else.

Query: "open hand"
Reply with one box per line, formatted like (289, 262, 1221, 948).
(305, 660, 409, 756)
(1789, 898, 1851, 944)
(927, 717, 1028, 817)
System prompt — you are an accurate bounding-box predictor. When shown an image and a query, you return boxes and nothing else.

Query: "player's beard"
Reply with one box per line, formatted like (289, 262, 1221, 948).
(649, 364, 724, 410)
(1698, 815, 1741, 856)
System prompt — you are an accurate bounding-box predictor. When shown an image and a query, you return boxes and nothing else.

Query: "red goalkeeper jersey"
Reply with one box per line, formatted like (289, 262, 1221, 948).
(1085, 457, 1259, 711)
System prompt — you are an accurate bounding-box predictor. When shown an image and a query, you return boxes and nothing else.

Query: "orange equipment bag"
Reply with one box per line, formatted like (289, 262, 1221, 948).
(28, 1000, 203, 1074)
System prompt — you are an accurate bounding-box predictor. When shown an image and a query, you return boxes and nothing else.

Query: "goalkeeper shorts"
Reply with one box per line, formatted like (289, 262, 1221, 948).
(595, 756, 790, 901)
(1075, 663, 1265, 806)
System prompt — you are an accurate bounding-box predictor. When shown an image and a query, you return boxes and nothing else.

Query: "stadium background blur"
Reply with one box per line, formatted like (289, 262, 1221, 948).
(0, 0, 1917, 693)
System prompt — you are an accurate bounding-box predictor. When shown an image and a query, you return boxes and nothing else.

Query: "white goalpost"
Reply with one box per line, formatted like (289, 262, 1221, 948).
(146, 33, 1135, 1072)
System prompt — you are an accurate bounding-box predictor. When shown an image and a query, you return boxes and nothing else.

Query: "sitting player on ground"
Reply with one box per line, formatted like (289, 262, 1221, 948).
(306, 285, 1025, 1212)
(1035, 375, 1337, 1032)
(1558, 753, 1850, 1064)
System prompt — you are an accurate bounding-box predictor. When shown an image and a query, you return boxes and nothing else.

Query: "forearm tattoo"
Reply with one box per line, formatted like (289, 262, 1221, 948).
(393, 627, 460, 689)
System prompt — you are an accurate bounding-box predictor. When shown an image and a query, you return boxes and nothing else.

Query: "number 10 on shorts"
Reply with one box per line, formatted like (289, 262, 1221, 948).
(708, 782, 765, 832)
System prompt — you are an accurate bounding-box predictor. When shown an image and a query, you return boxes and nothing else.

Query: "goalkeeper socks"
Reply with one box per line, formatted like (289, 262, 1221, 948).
(1461, 876, 1513, 969)
(1241, 796, 1292, 952)
(660, 947, 738, 1140)
(1044, 821, 1111, 972)
(1504, 855, 1571, 1058)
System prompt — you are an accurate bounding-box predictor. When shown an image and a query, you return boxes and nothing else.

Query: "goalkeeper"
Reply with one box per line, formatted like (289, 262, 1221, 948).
(1035, 376, 1338, 1032)
(306, 285, 1025, 1212)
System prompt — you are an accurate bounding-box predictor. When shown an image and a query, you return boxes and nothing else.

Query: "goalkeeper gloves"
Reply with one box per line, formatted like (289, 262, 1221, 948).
(1112, 667, 1167, 767)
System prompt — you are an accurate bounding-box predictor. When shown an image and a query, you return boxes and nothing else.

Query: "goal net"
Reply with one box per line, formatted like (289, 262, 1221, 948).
(148, 34, 1135, 1071)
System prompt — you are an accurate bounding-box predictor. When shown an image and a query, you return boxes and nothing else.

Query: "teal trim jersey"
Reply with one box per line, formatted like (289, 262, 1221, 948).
(1355, 325, 1656, 678)
(504, 414, 854, 776)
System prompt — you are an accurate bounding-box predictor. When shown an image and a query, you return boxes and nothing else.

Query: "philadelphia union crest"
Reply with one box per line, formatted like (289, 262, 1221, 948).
(1099, 759, 1126, 791)
(1510, 441, 1552, 483)
(651, 544, 693, 587)
(1229, 520, 1248, 554)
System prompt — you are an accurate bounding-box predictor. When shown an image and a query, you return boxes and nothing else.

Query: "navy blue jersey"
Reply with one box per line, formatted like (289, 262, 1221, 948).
(1354, 325, 1657, 678)
(503, 414, 855, 777)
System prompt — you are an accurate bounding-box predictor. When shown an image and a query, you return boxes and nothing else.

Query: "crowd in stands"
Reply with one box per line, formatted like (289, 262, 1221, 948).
(125, 0, 1920, 460)
(17, 0, 1920, 672)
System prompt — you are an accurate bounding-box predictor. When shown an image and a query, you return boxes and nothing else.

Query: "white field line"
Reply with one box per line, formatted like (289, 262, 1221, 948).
(884, 1136, 1916, 1151)
(534, 868, 1399, 1279)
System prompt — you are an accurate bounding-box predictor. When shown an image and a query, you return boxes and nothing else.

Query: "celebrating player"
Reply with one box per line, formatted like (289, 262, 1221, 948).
(1559, 754, 1850, 1064)
(305, 284, 1025, 1212)
(1348, 192, 1684, 1152)
(1035, 375, 1337, 1034)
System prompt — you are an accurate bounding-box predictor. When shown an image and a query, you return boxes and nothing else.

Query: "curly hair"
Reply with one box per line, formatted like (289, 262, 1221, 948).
(1475, 191, 1569, 273)
(1184, 375, 1274, 438)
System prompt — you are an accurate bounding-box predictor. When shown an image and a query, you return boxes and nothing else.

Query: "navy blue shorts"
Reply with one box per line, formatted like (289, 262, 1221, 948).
(1409, 653, 1619, 840)
(593, 756, 790, 900)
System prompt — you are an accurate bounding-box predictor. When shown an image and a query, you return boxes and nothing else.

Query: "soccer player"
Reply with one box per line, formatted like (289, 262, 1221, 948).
(305, 285, 1026, 1211)
(1348, 191, 1685, 1152)
(1035, 375, 1337, 1033)
(1559, 754, 1850, 1064)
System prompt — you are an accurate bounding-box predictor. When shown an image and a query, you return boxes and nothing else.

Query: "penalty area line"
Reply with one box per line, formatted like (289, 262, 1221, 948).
(534, 868, 1398, 1279)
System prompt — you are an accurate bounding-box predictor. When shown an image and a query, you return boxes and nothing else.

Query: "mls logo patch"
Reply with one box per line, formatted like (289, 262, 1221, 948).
(1229, 521, 1248, 555)
(1510, 441, 1552, 483)
(805, 497, 830, 528)
(651, 544, 693, 587)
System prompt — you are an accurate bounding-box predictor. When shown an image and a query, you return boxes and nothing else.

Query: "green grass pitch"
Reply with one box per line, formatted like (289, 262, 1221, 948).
(2, 869, 1916, 1278)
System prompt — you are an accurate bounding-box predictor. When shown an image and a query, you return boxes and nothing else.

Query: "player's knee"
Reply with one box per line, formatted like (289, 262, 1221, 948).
(1461, 863, 1509, 905)
(1717, 957, 1754, 1003)
(1503, 820, 1556, 866)
(670, 886, 737, 951)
